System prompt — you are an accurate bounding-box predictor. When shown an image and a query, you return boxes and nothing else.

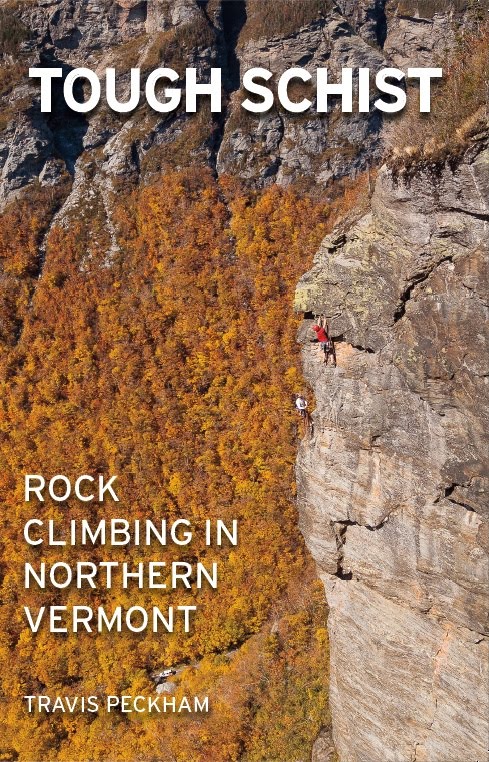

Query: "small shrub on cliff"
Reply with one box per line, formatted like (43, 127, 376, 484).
(240, 0, 333, 43)
(0, 8, 29, 57)
(0, 60, 25, 98)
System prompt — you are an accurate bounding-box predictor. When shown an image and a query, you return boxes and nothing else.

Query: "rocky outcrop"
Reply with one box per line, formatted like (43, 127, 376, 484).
(295, 137, 489, 761)
(0, 0, 208, 208)
(312, 726, 336, 762)
(383, 0, 475, 68)
(216, 6, 385, 187)
(1, 0, 476, 209)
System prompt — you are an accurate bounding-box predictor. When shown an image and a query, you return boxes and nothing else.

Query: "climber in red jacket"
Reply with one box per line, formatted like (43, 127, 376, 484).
(311, 323, 336, 366)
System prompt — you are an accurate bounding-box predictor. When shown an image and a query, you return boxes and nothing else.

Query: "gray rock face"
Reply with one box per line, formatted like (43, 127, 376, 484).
(0, 0, 206, 210)
(383, 0, 477, 69)
(295, 137, 489, 762)
(217, 8, 385, 186)
(0, 111, 53, 202)
(336, 0, 388, 47)
(0, 0, 474, 208)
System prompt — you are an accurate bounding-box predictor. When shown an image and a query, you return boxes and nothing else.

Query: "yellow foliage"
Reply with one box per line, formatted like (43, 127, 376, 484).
(0, 166, 361, 760)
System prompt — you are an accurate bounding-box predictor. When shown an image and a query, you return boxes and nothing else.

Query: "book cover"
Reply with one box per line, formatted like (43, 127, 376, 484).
(0, 2, 487, 761)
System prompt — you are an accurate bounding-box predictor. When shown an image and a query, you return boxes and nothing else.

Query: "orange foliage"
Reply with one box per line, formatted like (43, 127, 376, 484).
(0, 168, 352, 760)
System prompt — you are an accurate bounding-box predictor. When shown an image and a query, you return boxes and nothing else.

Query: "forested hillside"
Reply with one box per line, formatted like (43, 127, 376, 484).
(0, 166, 367, 760)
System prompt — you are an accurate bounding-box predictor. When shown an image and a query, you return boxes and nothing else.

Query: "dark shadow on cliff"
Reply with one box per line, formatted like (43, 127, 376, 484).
(221, 0, 247, 92)
(38, 52, 88, 175)
(205, 0, 247, 170)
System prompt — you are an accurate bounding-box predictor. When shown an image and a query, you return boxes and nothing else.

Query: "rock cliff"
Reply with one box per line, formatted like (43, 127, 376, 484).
(295, 137, 489, 761)
(0, 0, 475, 209)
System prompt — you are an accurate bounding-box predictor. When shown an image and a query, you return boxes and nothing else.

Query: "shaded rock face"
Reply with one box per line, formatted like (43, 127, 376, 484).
(295, 139, 489, 761)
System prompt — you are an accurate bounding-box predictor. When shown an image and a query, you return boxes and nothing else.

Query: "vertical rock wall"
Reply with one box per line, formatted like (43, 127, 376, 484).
(295, 138, 489, 762)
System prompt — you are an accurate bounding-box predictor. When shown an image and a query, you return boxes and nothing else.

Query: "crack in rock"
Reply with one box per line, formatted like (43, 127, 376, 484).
(393, 255, 454, 323)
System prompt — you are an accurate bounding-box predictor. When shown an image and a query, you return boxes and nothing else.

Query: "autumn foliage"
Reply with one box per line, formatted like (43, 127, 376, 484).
(0, 169, 346, 760)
